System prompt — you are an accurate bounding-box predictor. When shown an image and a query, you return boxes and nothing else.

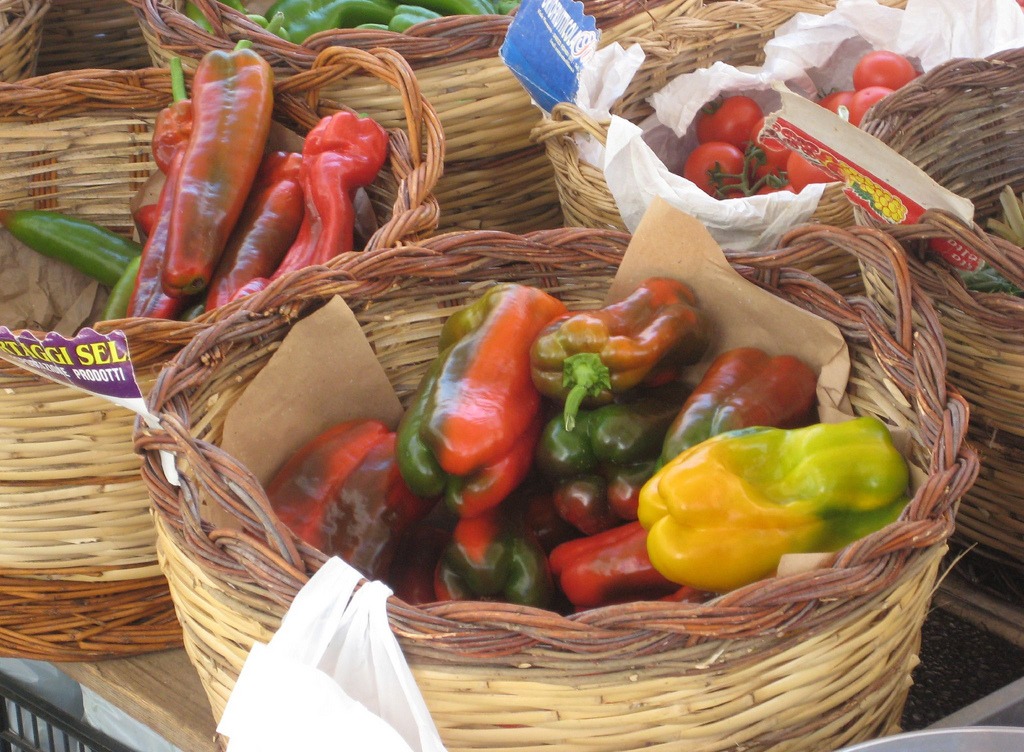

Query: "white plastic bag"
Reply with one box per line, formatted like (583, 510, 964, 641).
(598, 0, 1024, 248)
(217, 557, 446, 752)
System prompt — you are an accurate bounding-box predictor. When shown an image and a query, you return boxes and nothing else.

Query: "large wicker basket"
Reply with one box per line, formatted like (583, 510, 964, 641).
(36, 0, 151, 73)
(854, 47, 1024, 573)
(135, 221, 976, 751)
(127, 0, 708, 235)
(0, 48, 442, 662)
(0, 0, 50, 81)
(530, 0, 907, 293)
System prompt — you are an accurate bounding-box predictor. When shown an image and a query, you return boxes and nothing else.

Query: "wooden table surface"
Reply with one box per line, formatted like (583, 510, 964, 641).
(57, 648, 219, 752)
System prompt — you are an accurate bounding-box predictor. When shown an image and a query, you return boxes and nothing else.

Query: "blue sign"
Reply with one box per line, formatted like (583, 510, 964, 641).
(500, 0, 600, 113)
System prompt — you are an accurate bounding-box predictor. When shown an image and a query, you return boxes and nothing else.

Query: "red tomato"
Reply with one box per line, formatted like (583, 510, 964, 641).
(847, 85, 894, 126)
(852, 50, 918, 92)
(684, 141, 746, 197)
(817, 90, 856, 119)
(786, 151, 834, 192)
(748, 117, 791, 174)
(696, 96, 764, 149)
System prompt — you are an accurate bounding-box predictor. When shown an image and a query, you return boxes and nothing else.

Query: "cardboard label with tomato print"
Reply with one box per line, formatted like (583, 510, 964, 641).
(761, 86, 979, 270)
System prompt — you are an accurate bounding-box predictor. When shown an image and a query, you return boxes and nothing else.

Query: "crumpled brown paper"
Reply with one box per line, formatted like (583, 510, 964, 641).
(0, 232, 107, 335)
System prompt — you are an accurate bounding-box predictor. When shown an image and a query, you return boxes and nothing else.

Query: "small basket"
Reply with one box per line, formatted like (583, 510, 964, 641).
(530, 0, 906, 293)
(136, 222, 976, 751)
(855, 47, 1024, 573)
(0, 48, 442, 662)
(127, 0, 704, 234)
(36, 0, 151, 74)
(0, 0, 50, 81)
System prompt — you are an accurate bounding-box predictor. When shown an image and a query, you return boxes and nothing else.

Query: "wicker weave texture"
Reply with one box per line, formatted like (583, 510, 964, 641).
(36, 0, 151, 73)
(856, 47, 1024, 570)
(136, 223, 975, 750)
(127, 0, 703, 234)
(0, 0, 49, 81)
(0, 50, 442, 660)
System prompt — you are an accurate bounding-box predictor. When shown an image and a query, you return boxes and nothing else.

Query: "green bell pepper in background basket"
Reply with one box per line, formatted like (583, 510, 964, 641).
(387, 4, 442, 31)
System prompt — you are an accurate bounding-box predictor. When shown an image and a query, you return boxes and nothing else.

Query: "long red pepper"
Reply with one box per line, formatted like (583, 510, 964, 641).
(128, 151, 190, 319)
(270, 111, 388, 279)
(151, 58, 193, 174)
(203, 151, 304, 310)
(161, 43, 274, 297)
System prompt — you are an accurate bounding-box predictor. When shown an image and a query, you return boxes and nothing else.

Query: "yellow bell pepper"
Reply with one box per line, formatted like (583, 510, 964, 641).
(637, 416, 910, 592)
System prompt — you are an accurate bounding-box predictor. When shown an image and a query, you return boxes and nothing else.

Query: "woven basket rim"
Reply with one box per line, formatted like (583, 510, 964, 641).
(135, 222, 978, 658)
(127, 0, 688, 69)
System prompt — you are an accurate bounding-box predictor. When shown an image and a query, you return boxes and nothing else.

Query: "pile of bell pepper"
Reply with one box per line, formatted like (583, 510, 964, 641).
(185, 0, 519, 43)
(261, 277, 913, 613)
(0, 45, 390, 323)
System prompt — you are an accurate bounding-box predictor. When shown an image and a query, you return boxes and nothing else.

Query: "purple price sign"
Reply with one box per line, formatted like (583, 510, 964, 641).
(0, 326, 144, 402)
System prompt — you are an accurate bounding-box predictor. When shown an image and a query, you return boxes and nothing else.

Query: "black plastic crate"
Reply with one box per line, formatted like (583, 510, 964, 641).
(0, 671, 135, 752)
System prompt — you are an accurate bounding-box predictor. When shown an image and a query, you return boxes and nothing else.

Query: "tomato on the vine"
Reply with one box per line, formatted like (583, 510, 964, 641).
(684, 141, 746, 197)
(847, 85, 894, 126)
(785, 152, 834, 192)
(696, 96, 764, 149)
(852, 50, 918, 92)
(817, 90, 856, 119)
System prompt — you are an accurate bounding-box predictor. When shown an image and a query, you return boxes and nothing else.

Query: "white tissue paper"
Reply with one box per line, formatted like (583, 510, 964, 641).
(218, 557, 446, 752)
(595, 0, 1024, 249)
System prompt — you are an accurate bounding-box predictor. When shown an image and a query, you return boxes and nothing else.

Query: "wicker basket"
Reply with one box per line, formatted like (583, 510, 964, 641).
(854, 47, 1024, 573)
(127, 0, 708, 235)
(135, 221, 975, 751)
(0, 48, 442, 662)
(0, 0, 50, 81)
(36, 0, 151, 73)
(530, 0, 910, 293)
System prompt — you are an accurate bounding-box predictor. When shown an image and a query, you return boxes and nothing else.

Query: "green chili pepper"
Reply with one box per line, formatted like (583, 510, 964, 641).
(101, 255, 141, 321)
(388, 4, 442, 31)
(0, 210, 142, 288)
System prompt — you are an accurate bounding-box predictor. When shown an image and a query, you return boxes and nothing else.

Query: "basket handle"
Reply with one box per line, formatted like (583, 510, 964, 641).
(273, 45, 445, 249)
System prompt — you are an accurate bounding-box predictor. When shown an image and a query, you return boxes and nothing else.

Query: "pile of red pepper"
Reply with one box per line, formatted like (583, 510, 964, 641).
(129, 46, 390, 320)
(265, 276, 865, 613)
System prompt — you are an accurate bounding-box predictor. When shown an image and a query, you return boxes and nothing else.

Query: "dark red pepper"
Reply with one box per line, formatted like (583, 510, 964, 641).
(548, 521, 680, 610)
(128, 151, 190, 319)
(266, 418, 437, 579)
(386, 524, 450, 605)
(204, 150, 305, 310)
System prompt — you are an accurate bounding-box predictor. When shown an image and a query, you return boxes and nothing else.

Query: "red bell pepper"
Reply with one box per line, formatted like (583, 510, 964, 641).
(270, 111, 389, 279)
(659, 346, 818, 465)
(548, 521, 681, 610)
(396, 283, 568, 517)
(266, 418, 437, 579)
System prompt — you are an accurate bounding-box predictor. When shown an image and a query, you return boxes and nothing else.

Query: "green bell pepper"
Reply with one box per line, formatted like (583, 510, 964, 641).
(264, 0, 400, 41)
(388, 4, 442, 31)
(535, 383, 689, 533)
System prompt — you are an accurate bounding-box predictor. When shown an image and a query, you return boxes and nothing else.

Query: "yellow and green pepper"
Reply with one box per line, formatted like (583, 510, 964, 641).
(639, 416, 911, 593)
